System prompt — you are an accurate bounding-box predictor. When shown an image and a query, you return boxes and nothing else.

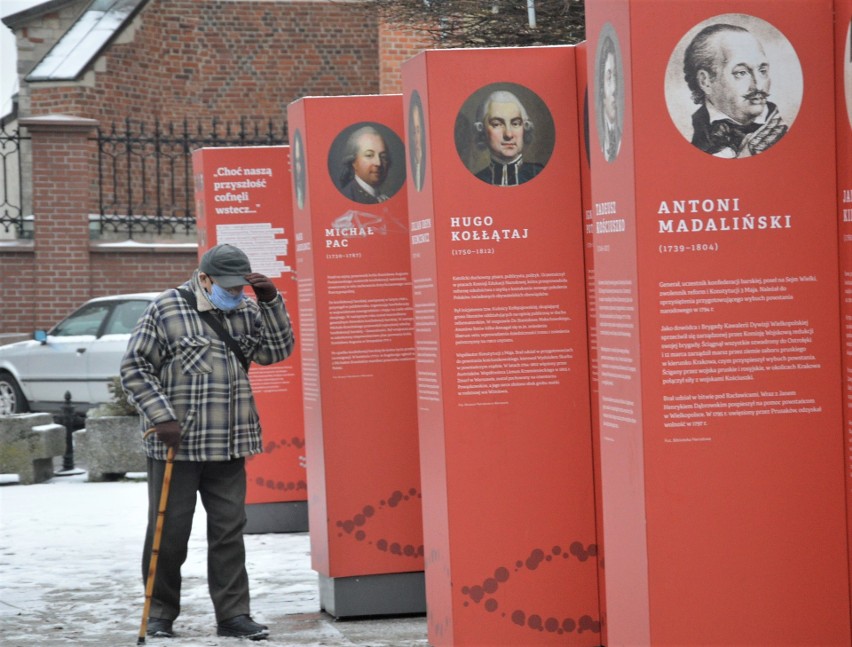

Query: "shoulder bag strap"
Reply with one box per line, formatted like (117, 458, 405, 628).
(177, 288, 250, 372)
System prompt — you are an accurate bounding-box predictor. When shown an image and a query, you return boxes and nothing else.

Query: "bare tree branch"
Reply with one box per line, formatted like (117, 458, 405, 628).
(358, 0, 585, 48)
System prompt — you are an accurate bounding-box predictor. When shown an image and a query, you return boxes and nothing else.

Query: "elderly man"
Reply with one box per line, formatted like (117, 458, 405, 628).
(473, 90, 543, 186)
(121, 243, 294, 641)
(684, 22, 788, 158)
(339, 125, 391, 204)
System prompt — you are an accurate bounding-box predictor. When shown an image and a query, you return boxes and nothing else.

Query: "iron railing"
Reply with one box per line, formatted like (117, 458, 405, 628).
(0, 119, 29, 238)
(96, 117, 288, 237)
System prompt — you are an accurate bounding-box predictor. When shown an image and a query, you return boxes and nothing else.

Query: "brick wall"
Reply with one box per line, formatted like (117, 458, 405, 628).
(0, 247, 198, 333)
(27, 117, 98, 326)
(0, 248, 36, 333)
(26, 0, 381, 126)
(378, 20, 434, 94)
(89, 248, 197, 299)
(1, 116, 200, 334)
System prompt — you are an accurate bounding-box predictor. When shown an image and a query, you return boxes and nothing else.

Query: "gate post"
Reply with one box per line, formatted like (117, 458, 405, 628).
(19, 115, 99, 329)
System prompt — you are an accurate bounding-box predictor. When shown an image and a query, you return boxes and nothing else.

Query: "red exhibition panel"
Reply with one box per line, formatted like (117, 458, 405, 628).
(192, 146, 305, 505)
(287, 95, 423, 578)
(574, 42, 608, 646)
(402, 46, 600, 646)
(586, 0, 851, 644)
(837, 0, 852, 619)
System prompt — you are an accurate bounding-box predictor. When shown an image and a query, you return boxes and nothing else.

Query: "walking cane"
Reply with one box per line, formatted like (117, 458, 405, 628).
(137, 430, 177, 645)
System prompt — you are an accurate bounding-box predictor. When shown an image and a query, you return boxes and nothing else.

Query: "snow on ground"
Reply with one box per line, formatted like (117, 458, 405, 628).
(0, 473, 428, 646)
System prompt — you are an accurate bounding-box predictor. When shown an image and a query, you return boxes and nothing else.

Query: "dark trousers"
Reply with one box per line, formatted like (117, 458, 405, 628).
(143, 457, 250, 622)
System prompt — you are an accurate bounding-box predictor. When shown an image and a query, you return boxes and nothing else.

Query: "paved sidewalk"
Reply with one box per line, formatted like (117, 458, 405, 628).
(0, 472, 429, 647)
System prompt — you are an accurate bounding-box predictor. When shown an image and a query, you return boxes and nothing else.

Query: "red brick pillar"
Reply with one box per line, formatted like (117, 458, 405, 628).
(19, 115, 99, 329)
(378, 20, 433, 93)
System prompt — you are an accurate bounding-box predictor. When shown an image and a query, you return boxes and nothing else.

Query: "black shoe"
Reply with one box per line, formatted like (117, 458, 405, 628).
(216, 615, 269, 640)
(146, 617, 174, 638)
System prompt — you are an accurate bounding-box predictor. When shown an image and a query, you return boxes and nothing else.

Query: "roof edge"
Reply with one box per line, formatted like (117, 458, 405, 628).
(24, 0, 151, 83)
(2, 0, 82, 30)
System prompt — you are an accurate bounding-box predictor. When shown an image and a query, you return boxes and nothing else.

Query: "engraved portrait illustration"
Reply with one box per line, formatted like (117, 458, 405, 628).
(408, 91, 427, 192)
(292, 129, 306, 210)
(327, 122, 406, 205)
(665, 14, 803, 159)
(454, 82, 554, 187)
(594, 23, 624, 163)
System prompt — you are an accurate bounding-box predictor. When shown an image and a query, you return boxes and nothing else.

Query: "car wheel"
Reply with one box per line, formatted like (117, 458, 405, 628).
(0, 372, 28, 415)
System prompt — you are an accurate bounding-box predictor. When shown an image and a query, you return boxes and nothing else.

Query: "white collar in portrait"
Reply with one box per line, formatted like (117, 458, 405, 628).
(355, 174, 388, 201)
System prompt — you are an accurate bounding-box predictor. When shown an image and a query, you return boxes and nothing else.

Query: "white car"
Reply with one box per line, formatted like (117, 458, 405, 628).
(0, 293, 158, 415)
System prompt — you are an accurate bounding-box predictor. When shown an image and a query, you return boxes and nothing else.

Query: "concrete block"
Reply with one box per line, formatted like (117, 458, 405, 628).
(77, 416, 145, 482)
(0, 413, 66, 484)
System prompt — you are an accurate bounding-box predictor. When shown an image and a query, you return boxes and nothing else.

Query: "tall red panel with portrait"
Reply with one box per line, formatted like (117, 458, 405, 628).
(287, 95, 424, 616)
(191, 146, 306, 531)
(586, 0, 851, 644)
(836, 0, 852, 620)
(402, 46, 600, 646)
(574, 42, 608, 646)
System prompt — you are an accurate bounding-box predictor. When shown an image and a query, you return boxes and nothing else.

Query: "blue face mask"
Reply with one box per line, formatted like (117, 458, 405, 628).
(209, 283, 245, 311)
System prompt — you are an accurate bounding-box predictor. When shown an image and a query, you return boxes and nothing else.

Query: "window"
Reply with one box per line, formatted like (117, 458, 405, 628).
(50, 302, 113, 337)
(26, 0, 147, 82)
(103, 300, 149, 335)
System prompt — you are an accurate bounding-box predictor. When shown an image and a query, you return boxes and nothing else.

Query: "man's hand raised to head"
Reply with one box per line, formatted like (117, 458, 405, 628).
(245, 273, 277, 302)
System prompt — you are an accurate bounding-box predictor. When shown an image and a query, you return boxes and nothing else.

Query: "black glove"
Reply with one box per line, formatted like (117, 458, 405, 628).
(153, 421, 182, 449)
(245, 272, 277, 302)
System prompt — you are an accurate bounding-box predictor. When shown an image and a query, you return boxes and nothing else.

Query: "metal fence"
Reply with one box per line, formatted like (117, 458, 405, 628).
(96, 117, 288, 238)
(0, 119, 29, 238)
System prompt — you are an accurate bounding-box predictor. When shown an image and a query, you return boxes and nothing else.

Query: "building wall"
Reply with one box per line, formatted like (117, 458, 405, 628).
(11, 0, 90, 117)
(88, 249, 197, 300)
(25, 0, 381, 125)
(0, 248, 37, 335)
(378, 20, 434, 94)
(0, 246, 197, 333)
